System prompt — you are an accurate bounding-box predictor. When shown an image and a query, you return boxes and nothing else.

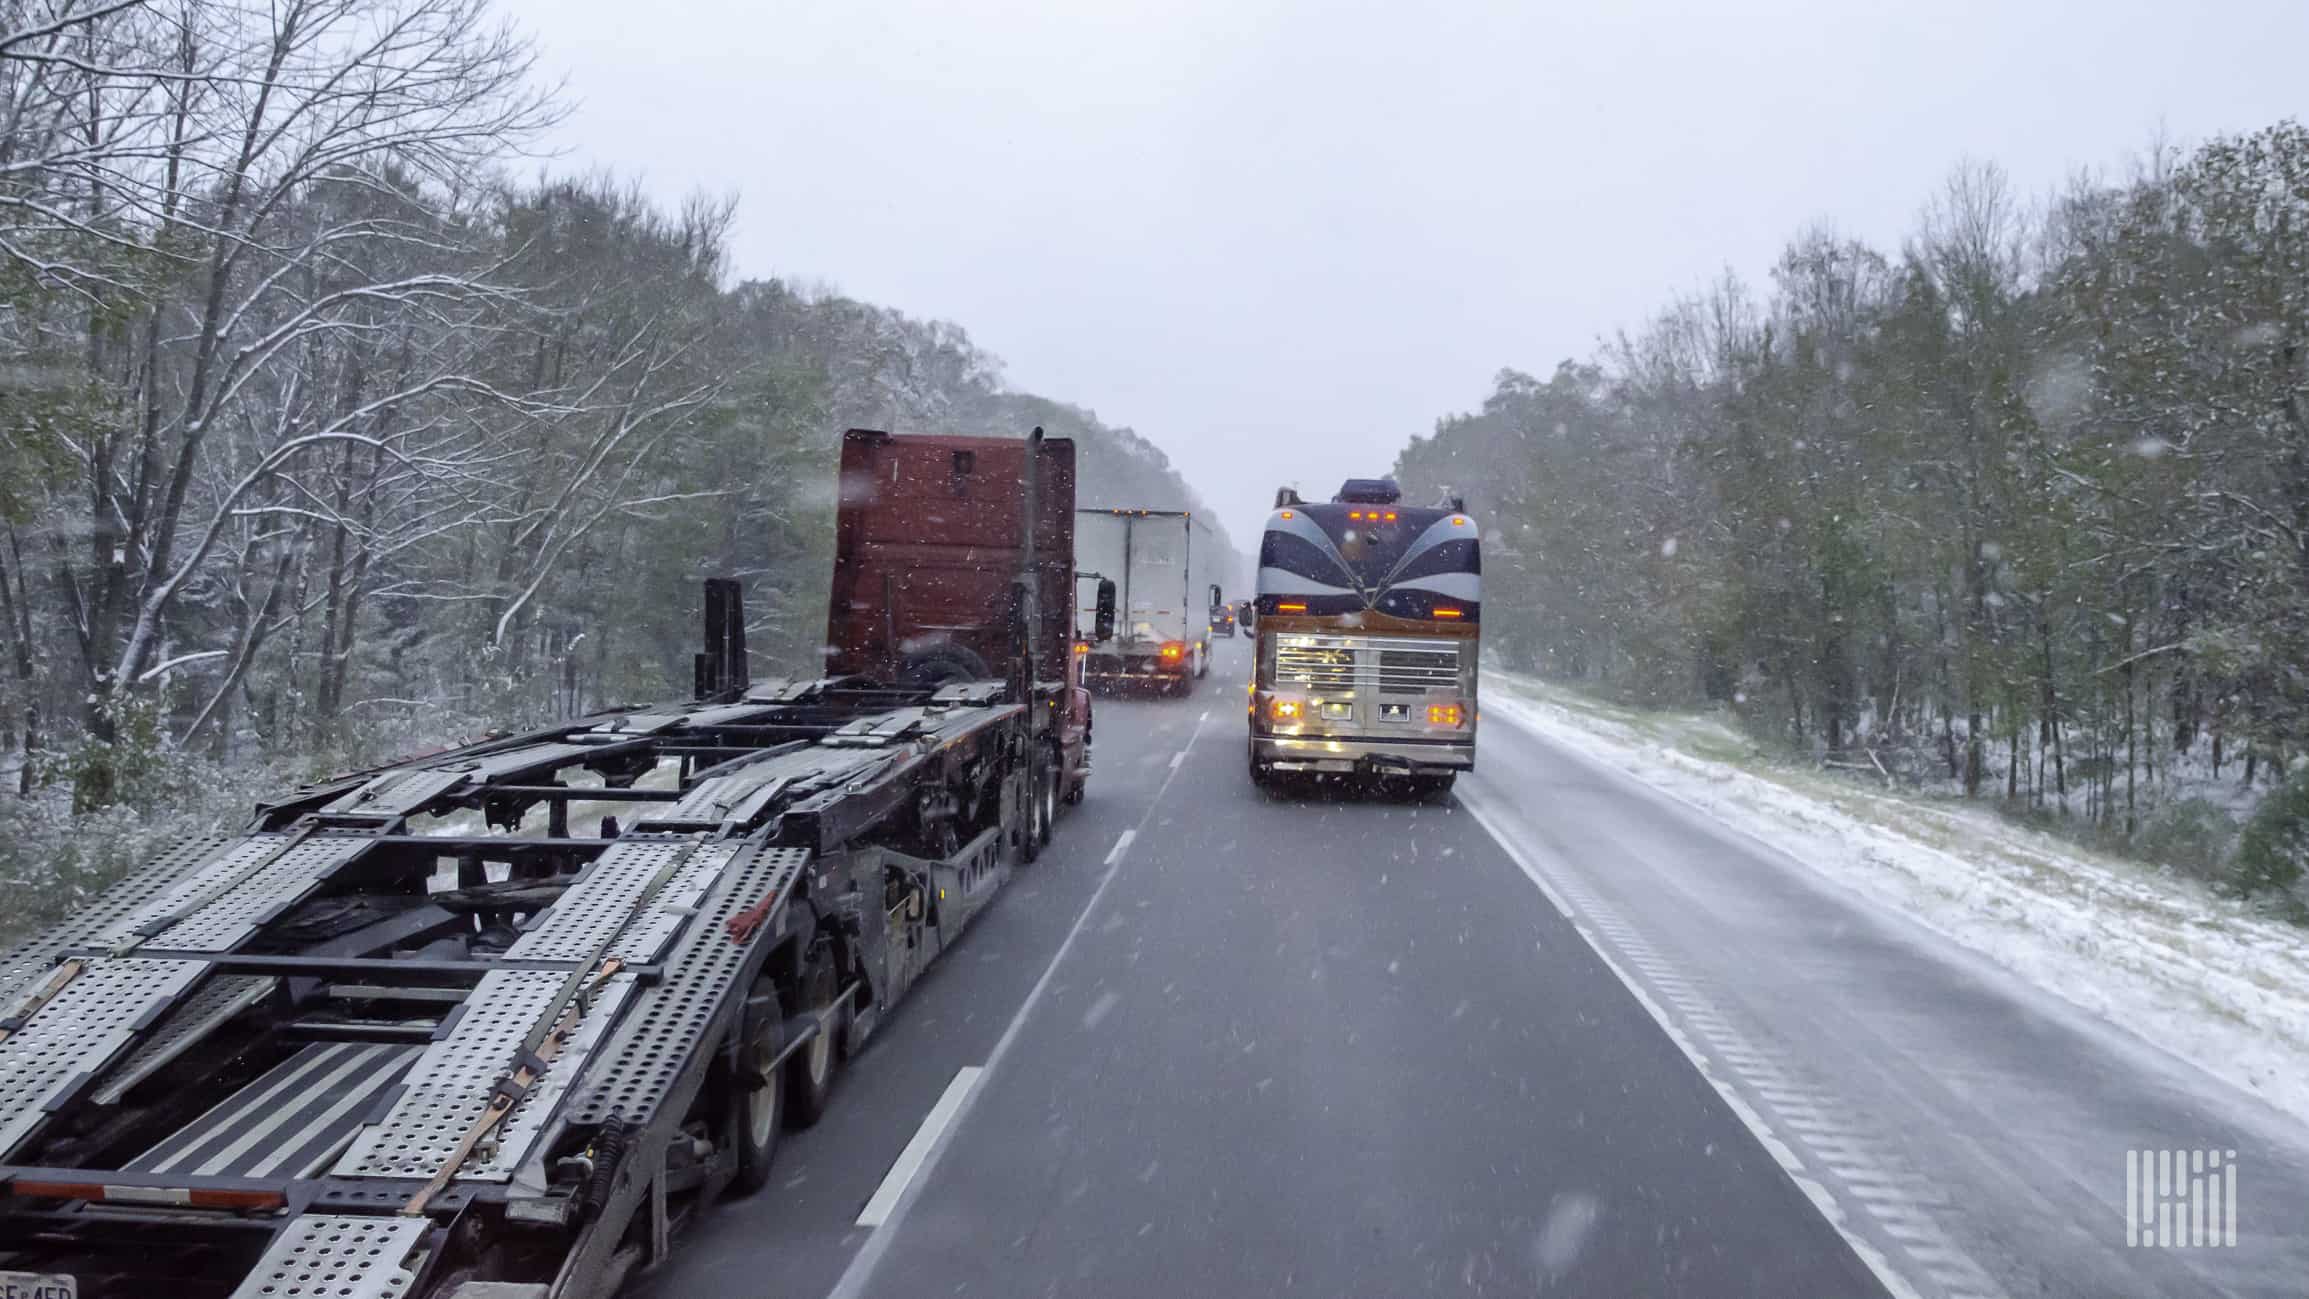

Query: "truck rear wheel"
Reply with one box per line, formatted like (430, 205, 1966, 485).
(729, 993, 784, 1195)
(1036, 758, 1060, 846)
(785, 954, 845, 1129)
(1018, 763, 1047, 863)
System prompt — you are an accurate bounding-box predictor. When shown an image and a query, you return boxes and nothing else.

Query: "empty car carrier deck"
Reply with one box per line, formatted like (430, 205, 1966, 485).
(0, 676, 1036, 1299)
(0, 427, 1091, 1299)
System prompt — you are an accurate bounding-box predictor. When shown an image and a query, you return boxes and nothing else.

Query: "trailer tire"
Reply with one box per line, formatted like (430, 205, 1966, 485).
(786, 1003, 844, 1130)
(729, 999, 785, 1196)
(1036, 757, 1060, 847)
(787, 958, 845, 1129)
(1018, 764, 1045, 864)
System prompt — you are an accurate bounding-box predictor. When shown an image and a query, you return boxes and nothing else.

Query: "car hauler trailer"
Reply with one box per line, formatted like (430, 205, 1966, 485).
(0, 427, 1089, 1299)
(1072, 508, 1230, 696)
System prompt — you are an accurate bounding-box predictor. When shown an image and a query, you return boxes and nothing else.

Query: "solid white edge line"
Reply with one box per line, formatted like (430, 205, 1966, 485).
(1457, 779, 1929, 1299)
(855, 1066, 983, 1226)
(1169, 750, 1187, 770)
(1458, 793, 1571, 919)
(826, 707, 1213, 1298)
(1104, 828, 1137, 866)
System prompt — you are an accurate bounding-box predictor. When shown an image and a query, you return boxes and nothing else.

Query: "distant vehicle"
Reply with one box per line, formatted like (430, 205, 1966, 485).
(1073, 508, 1229, 696)
(1213, 602, 1237, 637)
(1247, 477, 1479, 795)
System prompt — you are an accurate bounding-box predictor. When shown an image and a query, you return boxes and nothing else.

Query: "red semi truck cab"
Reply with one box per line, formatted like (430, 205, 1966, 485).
(824, 427, 1094, 802)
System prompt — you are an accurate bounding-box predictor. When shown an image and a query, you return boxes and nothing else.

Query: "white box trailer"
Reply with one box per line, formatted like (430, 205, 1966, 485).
(1074, 508, 1231, 695)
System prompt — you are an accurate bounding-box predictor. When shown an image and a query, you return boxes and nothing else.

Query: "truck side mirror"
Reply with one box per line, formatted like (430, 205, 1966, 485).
(1208, 583, 1223, 610)
(1094, 578, 1117, 643)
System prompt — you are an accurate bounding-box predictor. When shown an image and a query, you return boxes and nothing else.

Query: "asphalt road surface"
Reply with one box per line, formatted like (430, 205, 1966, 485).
(636, 639, 2309, 1298)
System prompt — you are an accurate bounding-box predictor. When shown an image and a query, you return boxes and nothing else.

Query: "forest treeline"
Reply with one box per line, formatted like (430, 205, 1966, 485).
(1395, 124, 2309, 898)
(0, 0, 1213, 831)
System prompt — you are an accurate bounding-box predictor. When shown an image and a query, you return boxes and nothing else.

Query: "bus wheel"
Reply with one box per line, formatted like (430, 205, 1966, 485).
(1409, 774, 1457, 800)
(1248, 740, 1278, 792)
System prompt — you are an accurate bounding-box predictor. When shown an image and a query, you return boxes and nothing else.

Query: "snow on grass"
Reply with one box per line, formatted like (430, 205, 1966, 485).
(1484, 669, 2309, 1126)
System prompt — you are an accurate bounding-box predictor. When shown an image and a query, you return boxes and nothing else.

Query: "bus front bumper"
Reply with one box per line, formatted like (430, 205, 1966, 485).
(1251, 734, 1475, 774)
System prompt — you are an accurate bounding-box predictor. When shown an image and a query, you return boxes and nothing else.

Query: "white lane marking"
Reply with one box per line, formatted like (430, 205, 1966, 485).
(1168, 750, 1186, 770)
(1458, 780, 1954, 1299)
(1105, 828, 1137, 866)
(1458, 792, 1571, 918)
(828, 707, 1212, 1297)
(855, 1067, 983, 1226)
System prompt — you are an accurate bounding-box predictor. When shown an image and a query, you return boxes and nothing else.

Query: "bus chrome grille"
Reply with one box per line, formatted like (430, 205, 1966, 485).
(1273, 636, 1462, 694)
(1274, 641, 1357, 691)
(1376, 647, 1460, 693)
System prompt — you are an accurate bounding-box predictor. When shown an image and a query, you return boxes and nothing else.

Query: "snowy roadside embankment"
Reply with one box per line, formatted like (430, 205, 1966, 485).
(1484, 671, 2309, 1127)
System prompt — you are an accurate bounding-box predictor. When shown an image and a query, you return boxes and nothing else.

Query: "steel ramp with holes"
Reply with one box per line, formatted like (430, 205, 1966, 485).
(0, 957, 207, 1158)
(332, 970, 637, 1183)
(226, 1214, 430, 1299)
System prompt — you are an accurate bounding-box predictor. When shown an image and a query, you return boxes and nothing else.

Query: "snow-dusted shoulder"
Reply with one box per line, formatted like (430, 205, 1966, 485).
(1482, 670, 2309, 1129)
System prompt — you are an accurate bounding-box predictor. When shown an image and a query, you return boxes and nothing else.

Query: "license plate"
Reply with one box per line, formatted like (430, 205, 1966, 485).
(0, 1272, 75, 1299)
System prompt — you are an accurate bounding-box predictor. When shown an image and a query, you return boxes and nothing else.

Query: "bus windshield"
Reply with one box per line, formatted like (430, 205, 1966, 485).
(1256, 503, 1480, 620)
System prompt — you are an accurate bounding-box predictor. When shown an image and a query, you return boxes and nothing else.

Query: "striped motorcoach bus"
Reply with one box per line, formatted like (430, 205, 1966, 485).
(1247, 477, 1480, 794)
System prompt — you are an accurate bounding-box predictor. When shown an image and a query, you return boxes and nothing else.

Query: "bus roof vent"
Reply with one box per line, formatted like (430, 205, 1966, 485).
(1333, 478, 1401, 505)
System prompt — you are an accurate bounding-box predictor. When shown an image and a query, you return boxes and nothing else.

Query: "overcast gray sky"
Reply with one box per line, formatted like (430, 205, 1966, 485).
(502, 0, 2307, 538)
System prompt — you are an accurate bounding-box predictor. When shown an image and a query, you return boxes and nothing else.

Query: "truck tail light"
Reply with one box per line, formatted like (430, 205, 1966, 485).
(1427, 704, 1463, 726)
(1270, 698, 1301, 722)
(1074, 641, 1089, 655)
(1159, 641, 1186, 661)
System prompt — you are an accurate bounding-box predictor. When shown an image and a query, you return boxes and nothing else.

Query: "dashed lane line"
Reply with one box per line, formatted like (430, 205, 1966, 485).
(826, 707, 1212, 1298)
(855, 1067, 983, 1226)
